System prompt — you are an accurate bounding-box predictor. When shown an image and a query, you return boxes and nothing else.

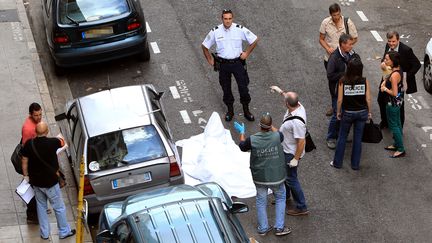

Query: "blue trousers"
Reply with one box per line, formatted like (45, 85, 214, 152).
(284, 153, 307, 210)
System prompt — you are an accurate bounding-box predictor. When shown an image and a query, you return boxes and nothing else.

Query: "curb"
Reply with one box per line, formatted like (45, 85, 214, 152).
(16, 0, 58, 131)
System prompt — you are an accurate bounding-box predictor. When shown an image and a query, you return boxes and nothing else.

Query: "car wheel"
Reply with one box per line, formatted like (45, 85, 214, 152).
(137, 43, 150, 62)
(424, 57, 432, 94)
(54, 63, 67, 76)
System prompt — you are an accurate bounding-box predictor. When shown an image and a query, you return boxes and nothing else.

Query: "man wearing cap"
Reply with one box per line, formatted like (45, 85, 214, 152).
(234, 114, 291, 236)
(202, 9, 259, 122)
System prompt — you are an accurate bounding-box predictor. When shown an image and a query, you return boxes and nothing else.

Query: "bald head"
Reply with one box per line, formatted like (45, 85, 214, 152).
(259, 113, 272, 131)
(284, 92, 299, 108)
(36, 122, 49, 136)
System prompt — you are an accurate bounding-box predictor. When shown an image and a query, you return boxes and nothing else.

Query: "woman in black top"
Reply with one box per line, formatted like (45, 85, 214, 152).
(331, 55, 372, 170)
(380, 51, 405, 158)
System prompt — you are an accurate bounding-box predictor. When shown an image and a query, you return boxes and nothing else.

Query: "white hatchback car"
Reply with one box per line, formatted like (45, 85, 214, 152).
(424, 38, 432, 94)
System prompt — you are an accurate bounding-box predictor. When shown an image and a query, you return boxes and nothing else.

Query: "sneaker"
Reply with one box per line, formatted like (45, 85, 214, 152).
(287, 208, 309, 216)
(326, 140, 336, 149)
(40, 236, 49, 240)
(257, 226, 273, 236)
(59, 229, 76, 239)
(274, 227, 292, 236)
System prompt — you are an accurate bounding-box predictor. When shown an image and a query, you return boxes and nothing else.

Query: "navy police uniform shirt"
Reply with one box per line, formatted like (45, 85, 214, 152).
(202, 23, 258, 59)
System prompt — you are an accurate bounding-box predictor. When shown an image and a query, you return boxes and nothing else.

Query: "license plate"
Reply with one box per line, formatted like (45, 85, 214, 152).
(82, 26, 113, 39)
(112, 172, 152, 189)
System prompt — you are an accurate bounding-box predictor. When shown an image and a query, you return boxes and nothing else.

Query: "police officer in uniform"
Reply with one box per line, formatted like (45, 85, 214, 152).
(202, 9, 259, 122)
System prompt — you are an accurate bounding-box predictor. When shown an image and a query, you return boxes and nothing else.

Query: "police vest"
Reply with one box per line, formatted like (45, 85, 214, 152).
(250, 132, 286, 186)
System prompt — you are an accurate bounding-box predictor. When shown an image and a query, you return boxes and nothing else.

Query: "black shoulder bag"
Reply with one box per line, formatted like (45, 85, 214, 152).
(344, 17, 350, 35)
(283, 116, 316, 152)
(30, 139, 67, 188)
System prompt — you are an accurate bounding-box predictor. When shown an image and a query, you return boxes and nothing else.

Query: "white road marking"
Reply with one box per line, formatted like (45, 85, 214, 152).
(192, 110, 203, 117)
(420, 61, 424, 65)
(370, 31, 383, 42)
(161, 64, 169, 75)
(348, 0, 355, 2)
(356, 11, 368, 21)
(150, 42, 160, 54)
(169, 86, 180, 99)
(417, 96, 430, 109)
(179, 110, 192, 124)
(146, 22, 151, 33)
(422, 144, 427, 148)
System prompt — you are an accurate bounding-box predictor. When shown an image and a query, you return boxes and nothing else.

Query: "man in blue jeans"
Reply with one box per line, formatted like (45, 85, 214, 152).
(326, 34, 355, 149)
(21, 122, 75, 240)
(236, 114, 291, 236)
(273, 89, 309, 216)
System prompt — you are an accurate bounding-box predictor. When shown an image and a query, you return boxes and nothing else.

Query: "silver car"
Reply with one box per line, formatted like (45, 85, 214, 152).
(55, 85, 184, 213)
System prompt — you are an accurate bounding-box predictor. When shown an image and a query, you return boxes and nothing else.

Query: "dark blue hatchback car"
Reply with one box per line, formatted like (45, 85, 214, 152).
(41, 0, 150, 71)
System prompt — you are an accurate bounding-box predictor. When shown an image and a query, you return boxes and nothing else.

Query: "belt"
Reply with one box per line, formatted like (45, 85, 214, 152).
(345, 109, 368, 113)
(218, 57, 241, 63)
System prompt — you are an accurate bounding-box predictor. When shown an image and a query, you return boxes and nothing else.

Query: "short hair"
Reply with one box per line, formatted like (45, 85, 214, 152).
(285, 93, 299, 107)
(29, 102, 42, 114)
(386, 31, 400, 40)
(339, 33, 353, 46)
(329, 3, 341, 14)
(387, 51, 400, 68)
(259, 113, 272, 130)
(222, 9, 233, 17)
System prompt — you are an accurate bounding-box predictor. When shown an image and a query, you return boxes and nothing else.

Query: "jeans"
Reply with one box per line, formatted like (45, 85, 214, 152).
(327, 96, 339, 140)
(34, 183, 71, 239)
(284, 153, 307, 210)
(255, 183, 286, 232)
(333, 109, 368, 169)
(386, 104, 405, 152)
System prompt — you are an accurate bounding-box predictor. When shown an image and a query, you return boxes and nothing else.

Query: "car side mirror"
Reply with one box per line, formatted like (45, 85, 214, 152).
(55, 112, 67, 121)
(230, 201, 249, 214)
(154, 91, 164, 100)
(96, 230, 115, 243)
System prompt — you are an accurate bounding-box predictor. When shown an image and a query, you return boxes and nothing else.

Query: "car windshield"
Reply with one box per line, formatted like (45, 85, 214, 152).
(59, 0, 130, 24)
(87, 125, 167, 172)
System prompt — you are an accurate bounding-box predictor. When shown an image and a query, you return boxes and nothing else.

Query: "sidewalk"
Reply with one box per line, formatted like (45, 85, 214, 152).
(0, 0, 91, 242)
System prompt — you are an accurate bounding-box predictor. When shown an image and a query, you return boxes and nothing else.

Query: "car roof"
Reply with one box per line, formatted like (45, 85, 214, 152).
(78, 85, 153, 137)
(131, 198, 228, 243)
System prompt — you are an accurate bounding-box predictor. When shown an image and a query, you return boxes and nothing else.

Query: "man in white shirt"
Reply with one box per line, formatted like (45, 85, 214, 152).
(202, 9, 259, 122)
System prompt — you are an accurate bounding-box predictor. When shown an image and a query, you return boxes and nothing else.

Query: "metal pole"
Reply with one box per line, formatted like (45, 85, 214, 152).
(76, 156, 85, 243)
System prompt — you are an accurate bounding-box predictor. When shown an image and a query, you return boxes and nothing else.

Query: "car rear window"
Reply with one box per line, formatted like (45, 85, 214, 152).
(59, 0, 130, 24)
(87, 125, 167, 172)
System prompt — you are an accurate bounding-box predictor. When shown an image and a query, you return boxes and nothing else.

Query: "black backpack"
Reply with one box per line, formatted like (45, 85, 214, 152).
(283, 116, 316, 152)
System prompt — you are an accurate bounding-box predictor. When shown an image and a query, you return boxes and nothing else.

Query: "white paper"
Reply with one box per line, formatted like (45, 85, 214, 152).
(16, 179, 34, 204)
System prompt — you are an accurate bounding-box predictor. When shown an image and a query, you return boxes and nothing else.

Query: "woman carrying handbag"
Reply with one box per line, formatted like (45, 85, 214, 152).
(330, 55, 372, 170)
(380, 51, 405, 158)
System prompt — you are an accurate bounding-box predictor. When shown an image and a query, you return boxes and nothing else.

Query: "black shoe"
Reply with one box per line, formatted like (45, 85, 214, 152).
(379, 121, 388, 129)
(225, 111, 234, 121)
(26, 217, 39, 225)
(242, 104, 255, 121)
(258, 226, 273, 236)
(60, 229, 76, 239)
(274, 227, 292, 236)
(40, 236, 49, 240)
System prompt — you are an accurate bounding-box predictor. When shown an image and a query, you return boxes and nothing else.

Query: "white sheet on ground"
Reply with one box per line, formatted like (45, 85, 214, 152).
(176, 112, 256, 198)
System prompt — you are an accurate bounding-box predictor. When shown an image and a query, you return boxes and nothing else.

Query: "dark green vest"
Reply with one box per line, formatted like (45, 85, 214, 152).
(250, 131, 286, 186)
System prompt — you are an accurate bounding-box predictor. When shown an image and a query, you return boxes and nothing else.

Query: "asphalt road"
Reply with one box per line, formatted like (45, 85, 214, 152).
(25, 0, 432, 242)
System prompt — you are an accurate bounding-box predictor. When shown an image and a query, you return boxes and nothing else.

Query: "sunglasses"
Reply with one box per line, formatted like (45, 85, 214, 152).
(222, 9, 232, 14)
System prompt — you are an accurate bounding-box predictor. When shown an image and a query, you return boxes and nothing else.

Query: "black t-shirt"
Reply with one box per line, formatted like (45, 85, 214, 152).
(342, 78, 368, 111)
(21, 136, 62, 188)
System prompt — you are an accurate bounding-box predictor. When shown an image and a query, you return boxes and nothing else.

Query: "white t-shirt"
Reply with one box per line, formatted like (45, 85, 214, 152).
(279, 104, 307, 157)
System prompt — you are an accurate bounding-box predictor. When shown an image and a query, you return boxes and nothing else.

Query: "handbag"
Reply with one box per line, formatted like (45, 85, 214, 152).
(362, 119, 383, 143)
(30, 140, 67, 188)
(283, 116, 316, 152)
(11, 141, 23, 175)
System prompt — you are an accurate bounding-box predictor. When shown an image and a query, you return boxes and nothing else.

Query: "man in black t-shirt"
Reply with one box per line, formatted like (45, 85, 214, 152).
(21, 122, 75, 240)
